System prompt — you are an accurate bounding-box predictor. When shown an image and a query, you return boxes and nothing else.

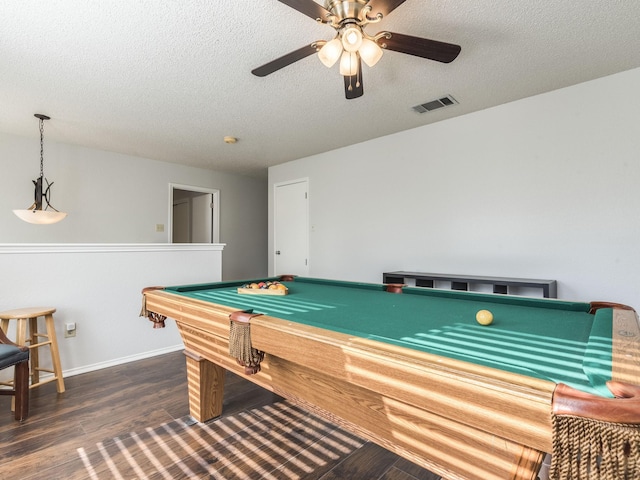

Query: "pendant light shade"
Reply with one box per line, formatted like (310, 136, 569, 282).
(13, 208, 67, 225)
(13, 114, 67, 225)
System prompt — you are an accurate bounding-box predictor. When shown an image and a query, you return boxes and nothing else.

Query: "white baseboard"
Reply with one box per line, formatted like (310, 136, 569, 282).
(60, 344, 185, 378)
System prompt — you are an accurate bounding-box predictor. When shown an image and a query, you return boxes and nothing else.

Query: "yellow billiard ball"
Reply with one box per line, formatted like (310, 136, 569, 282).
(476, 309, 494, 325)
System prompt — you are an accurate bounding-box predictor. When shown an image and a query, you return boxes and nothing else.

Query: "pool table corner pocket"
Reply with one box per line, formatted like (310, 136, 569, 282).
(229, 310, 265, 375)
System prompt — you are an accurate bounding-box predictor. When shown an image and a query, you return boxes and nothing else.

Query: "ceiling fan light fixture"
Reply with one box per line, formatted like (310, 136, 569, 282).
(359, 37, 383, 67)
(341, 25, 363, 52)
(339, 51, 358, 76)
(318, 38, 343, 67)
(252, 0, 462, 100)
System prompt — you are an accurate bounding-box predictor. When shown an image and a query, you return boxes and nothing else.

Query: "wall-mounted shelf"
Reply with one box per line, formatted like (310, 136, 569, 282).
(382, 271, 557, 298)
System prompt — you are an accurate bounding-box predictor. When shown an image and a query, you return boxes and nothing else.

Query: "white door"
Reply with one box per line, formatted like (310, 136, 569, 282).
(274, 179, 309, 276)
(192, 194, 213, 243)
(172, 199, 191, 243)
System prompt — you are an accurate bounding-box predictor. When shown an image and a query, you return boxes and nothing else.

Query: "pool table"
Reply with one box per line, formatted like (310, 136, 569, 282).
(141, 276, 640, 480)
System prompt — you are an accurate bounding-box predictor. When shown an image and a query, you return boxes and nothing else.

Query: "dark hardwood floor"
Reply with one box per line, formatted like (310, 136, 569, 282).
(0, 351, 441, 480)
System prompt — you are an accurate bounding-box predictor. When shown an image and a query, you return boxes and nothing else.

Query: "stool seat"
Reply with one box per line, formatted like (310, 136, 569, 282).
(0, 307, 57, 320)
(0, 307, 65, 395)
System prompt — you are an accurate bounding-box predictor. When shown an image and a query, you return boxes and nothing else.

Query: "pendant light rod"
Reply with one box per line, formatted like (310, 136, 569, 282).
(34, 113, 50, 182)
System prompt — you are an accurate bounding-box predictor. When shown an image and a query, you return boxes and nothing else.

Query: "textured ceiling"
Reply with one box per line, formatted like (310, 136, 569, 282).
(2, 1, 640, 177)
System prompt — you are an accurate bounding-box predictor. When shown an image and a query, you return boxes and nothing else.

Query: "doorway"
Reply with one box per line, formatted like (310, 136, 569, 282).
(169, 184, 220, 243)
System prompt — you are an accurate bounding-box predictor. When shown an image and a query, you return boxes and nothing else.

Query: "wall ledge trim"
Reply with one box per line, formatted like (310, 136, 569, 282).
(0, 243, 226, 254)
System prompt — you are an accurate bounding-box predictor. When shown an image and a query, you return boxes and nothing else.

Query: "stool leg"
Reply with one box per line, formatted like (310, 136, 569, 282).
(13, 318, 28, 346)
(28, 317, 40, 385)
(44, 314, 65, 393)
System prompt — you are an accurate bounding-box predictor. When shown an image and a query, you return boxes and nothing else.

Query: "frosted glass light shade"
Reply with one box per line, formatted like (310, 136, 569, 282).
(13, 209, 67, 225)
(339, 52, 358, 76)
(341, 26, 363, 52)
(318, 38, 343, 68)
(359, 38, 383, 67)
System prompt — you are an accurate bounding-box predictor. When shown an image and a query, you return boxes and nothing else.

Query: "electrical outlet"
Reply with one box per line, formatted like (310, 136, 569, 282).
(64, 322, 76, 338)
(155, 224, 165, 232)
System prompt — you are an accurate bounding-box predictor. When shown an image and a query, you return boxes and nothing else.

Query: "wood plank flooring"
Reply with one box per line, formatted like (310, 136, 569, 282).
(0, 351, 441, 480)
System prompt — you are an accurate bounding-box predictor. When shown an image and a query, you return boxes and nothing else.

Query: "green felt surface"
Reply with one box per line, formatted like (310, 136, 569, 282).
(167, 277, 612, 396)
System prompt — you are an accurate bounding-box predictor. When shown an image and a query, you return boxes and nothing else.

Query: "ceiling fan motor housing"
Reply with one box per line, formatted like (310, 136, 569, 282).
(325, 0, 369, 24)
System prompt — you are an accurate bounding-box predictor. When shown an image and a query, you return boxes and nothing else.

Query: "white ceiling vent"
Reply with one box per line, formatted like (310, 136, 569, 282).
(412, 95, 458, 113)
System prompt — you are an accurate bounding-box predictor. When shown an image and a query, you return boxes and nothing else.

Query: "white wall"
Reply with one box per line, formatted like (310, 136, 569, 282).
(269, 67, 640, 309)
(0, 134, 267, 280)
(0, 244, 223, 380)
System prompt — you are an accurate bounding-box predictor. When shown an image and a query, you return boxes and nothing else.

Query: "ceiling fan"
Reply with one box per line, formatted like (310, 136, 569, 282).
(251, 0, 461, 99)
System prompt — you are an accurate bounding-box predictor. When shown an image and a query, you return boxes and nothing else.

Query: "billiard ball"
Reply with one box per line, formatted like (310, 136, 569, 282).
(476, 310, 494, 325)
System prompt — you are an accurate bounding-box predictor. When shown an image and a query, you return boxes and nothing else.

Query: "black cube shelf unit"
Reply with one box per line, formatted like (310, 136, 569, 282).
(382, 271, 557, 298)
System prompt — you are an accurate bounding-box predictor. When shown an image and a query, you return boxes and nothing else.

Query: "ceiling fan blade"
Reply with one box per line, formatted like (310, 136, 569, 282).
(252, 44, 320, 77)
(366, 0, 408, 18)
(343, 57, 364, 99)
(378, 32, 461, 63)
(278, 0, 332, 22)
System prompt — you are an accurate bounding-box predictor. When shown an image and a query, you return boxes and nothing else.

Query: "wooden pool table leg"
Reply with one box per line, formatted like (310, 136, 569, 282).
(183, 350, 225, 423)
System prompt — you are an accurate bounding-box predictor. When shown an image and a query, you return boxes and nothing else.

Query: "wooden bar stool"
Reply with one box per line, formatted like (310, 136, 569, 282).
(0, 307, 65, 393)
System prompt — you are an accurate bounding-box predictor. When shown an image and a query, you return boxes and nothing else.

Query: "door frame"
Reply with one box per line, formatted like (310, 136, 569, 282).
(168, 183, 220, 243)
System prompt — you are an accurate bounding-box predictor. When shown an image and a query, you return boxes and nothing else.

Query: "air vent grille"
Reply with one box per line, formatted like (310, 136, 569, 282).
(413, 95, 458, 113)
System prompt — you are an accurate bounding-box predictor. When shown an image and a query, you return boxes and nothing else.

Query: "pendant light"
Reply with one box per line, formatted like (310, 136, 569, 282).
(13, 114, 67, 225)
